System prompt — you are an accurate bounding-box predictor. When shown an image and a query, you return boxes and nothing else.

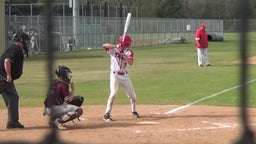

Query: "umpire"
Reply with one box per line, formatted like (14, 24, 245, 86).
(0, 31, 29, 129)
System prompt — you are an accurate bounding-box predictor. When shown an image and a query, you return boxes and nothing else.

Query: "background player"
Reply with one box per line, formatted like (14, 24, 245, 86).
(195, 23, 213, 67)
(102, 34, 140, 122)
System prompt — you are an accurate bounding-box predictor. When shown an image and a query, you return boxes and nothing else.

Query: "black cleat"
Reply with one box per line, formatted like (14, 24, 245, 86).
(103, 113, 113, 122)
(132, 112, 140, 118)
(6, 121, 24, 129)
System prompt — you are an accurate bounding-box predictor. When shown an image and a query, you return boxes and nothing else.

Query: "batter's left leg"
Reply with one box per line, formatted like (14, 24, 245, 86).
(121, 77, 139, 118)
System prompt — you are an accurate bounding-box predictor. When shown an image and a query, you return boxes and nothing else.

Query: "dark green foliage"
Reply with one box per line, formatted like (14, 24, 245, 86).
(5, 0, 37, 4)
(155, 0, 183, 18)
(4, 0, 256, 20)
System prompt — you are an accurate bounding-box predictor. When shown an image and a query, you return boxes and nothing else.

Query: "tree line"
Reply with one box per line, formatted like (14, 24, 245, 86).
(5, 0, 256, 19)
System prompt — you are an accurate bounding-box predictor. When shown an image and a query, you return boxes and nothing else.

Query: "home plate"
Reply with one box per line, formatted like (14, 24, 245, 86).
(78, 117, 87, 121)
(137, 121, 159, 125)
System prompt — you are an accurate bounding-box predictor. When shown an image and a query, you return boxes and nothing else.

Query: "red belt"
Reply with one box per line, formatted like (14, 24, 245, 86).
(113, 71, 128, 75)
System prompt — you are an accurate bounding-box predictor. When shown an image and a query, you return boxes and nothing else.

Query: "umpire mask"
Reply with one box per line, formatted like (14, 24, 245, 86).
(13, 31, 30, 58)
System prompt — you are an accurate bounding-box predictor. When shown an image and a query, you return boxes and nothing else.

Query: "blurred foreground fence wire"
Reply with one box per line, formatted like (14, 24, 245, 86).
(235, 0, 255, 144)
(41, 0, 57, 143)
(39, 1, 64, 144)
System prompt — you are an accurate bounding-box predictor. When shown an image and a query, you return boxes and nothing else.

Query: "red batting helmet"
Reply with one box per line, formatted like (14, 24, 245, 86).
(119, 34, 132, 48)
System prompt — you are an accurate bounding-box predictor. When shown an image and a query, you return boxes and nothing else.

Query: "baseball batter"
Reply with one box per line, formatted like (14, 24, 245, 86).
(103, 34, 140, 121)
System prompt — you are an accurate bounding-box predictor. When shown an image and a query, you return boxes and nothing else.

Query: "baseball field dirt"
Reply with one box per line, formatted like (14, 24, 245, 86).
(0, 105, 256, 144)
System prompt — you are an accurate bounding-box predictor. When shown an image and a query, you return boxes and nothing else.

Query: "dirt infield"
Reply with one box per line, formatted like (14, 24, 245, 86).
(234, 56, 256, 65)
(0, 105, 256, 144)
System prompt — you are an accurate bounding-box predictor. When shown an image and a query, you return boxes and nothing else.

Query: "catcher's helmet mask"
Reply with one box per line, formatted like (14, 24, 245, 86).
(12, 31, 30, 58)
(55, 66, 72, 83)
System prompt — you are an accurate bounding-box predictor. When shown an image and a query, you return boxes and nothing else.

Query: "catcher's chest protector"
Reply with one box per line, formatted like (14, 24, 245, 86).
(44, 80, 58, 107)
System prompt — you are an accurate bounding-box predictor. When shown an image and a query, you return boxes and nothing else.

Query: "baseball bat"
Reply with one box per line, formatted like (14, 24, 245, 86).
(122, 13, 132, 42)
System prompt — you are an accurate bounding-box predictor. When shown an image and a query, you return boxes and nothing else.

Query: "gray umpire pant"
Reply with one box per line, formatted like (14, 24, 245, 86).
(0, 80, 20, 125)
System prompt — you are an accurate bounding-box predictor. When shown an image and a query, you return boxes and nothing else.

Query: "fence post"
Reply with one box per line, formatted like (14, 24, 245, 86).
(0, 0, 5, 54)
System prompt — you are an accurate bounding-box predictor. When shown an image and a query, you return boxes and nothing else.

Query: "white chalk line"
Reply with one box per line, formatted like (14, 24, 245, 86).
(176, 121, 256, 132)
(176, 124, 235, 132)
(130, 122, 256, 133)
(116, 121, 256, 134)
(164, 79, 256, 115)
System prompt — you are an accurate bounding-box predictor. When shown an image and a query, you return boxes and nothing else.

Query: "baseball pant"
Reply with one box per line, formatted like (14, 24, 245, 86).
(44, 102, 80, 119)
(0, 80, 20, 125)
(197, 48, 210, 66)
(105, 72, 137, 114)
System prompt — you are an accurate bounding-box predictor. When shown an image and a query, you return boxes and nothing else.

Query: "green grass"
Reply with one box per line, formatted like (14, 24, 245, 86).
(1, 32, 256, 108)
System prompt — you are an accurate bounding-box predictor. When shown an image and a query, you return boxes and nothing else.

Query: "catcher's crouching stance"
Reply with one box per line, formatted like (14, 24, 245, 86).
(43, 65, 84, 129)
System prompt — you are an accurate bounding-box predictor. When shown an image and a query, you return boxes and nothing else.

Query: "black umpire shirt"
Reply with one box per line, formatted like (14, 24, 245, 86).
(0, 43, 24, 80)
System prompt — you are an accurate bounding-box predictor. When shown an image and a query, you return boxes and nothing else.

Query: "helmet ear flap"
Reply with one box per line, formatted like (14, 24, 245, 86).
(123, 41, 131, 47)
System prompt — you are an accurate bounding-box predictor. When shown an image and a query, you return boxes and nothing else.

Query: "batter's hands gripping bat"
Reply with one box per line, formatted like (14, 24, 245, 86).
(120, 13, 132, 53)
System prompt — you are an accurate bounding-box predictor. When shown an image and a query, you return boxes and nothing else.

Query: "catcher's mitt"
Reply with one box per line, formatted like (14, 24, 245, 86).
(69, 95, 84, 107)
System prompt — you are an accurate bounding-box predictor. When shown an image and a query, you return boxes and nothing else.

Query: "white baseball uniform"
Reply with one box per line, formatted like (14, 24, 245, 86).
(104, 45, 137, 115)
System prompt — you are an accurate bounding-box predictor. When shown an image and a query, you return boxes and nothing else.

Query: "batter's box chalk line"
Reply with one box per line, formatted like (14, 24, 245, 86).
(176, 121, 238, 131)
(137, 121, 160, 125)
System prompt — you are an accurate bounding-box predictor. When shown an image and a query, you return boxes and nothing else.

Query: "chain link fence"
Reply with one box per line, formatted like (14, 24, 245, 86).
(5, 15, 224, 54)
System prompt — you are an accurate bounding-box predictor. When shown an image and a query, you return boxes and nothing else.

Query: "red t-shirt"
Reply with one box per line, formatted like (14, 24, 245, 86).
(195, 29, 208, 48)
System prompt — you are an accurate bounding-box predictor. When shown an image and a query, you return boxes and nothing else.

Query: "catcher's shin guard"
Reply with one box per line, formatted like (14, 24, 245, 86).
(60, 108, 83, 123)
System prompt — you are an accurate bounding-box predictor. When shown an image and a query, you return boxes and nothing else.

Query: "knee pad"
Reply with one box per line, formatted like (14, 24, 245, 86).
(76, 108, 83, 117)
(60, 108, 83, 123)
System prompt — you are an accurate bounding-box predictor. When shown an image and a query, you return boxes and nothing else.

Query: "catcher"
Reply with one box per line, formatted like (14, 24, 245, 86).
(43, 65, 84, 129)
